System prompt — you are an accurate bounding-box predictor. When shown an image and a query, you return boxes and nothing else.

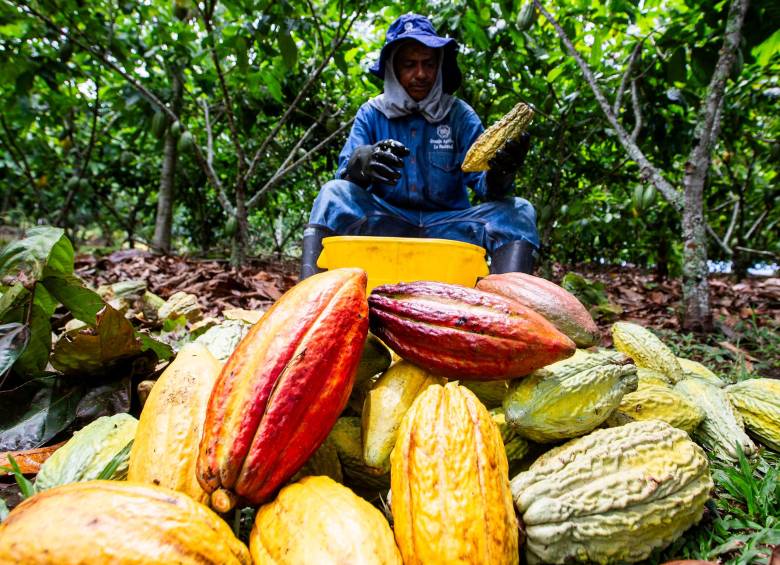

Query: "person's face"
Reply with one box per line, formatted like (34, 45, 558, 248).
(393, 42, 439, 102)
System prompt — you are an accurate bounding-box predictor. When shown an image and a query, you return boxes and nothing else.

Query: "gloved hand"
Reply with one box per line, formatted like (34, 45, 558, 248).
(343, 139, 410, 187)
(484, 133, 531, 200)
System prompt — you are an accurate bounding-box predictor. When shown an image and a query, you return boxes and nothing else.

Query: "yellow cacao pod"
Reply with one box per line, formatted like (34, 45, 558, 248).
(607, 385, 705, 433)
(637, 367, 672, 388)
(462, 102, 534, 172)
(391, 382, 518, 565)
(676, 377, 756, 462)
(362, 360, 445, 471)
(128, 343, 221, 504)
(0, 481, 250, 564)
(250, 476, 402, 564)
(726, 378, 780, 452)
(612, 321, 683, 383)
(511, 420, 712, 564)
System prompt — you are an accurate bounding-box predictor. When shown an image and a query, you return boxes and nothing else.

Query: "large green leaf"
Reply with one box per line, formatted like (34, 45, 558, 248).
(751, 29, 780, 67)
(50, 304, 142, 376)
(0, 284, 28, 320)
(278, 28, 298, 70)
(11, 305, 52, 378)
(0, 227, 73, 280)
(0, 376, 84, 451)
(0, 323, 30, 378)
(42, 275, 105, 326)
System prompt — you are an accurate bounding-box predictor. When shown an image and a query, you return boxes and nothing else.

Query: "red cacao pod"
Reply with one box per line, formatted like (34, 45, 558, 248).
(477, 272, 600, 347)
(368, 281, 575, 380)
(197, 268, 369, 510)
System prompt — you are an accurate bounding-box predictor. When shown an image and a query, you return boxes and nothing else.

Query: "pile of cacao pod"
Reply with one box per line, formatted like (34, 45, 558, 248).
(2, 268, 778, 565)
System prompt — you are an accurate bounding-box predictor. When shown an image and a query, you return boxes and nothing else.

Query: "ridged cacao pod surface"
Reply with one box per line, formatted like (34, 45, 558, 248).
(462, 102, 534, 172)
(250, 476, 402, 565)
(477, 272, 600, 347)
(392, 382, 518, 565)
(128, 343, 221, 504)
(726, 378, 780, 451)
(606, 384, 705, 433)
(330, 416, 390, 491)
(612, 322, 683, 383)
(511, 420, 712, 564)
(369, 281, 575, 380)
(675, 377, 756, 462)
(677, 357, 727, 387)
(0, 481, 250, 564)
(503, 348, 637, 443)
(197, 268, 369, 510)
(35, 413, 137, 491)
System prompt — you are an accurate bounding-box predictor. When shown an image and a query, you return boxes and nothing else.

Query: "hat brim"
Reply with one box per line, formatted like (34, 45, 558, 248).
(369, 36, 461, 94)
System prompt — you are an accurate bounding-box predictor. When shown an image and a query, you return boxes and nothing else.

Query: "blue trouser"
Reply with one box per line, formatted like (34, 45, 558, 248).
(307, 180, 539, 255)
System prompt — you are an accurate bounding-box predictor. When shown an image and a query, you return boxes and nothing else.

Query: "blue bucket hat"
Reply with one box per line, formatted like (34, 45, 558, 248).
(369, 14, 462, 94)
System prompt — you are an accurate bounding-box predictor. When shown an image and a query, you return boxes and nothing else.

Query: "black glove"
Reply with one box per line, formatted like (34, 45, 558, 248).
(342, 139, 410, 187)
(484, 133, 531, 200)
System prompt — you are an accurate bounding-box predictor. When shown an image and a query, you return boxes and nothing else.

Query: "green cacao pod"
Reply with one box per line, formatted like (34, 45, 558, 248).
(291, 435, 344, 484)
(612, 321, 683, 383)
(637, 367, 673, 388)
(606, 384, 705, 433)
(477, 272, 600, 347)
(677, 357, 727, 387)
(329, 417, 390, 491)
(461, 379, 509, 408)
(35, 414, 137, 491)
(675, 377, 756, 462)
(490, 408, 531, 464)
(503, 348, 637, 443)
(511, 420, 713, 564)
(726, 378, 780, 452)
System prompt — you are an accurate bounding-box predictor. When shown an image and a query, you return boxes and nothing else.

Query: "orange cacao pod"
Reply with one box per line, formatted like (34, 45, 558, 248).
(368, 281, 575, 380)
(477, 272, 600, 347)
(197, 268, 369, 510)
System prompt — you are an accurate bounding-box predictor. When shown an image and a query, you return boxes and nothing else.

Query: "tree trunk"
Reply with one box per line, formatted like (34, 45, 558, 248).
(230, 181, 248, 267)
(152, 70, 183, 254)
(681, 170, 712, 331)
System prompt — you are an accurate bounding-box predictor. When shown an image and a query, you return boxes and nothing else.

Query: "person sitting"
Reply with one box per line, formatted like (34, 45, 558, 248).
(300, 13, 539, 280)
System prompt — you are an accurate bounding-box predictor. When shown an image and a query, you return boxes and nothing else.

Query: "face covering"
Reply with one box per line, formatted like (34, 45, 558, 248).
(368, 47, 455, 124)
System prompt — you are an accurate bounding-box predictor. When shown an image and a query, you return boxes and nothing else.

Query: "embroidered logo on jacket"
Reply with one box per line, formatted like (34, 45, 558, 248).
(430, 125, 454, 151)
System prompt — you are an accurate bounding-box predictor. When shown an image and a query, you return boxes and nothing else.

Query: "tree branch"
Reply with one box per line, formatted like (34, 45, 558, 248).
(0, 117, 38, 194)
(687, 0, 749, 172)
(723, 197, 740, 247)
(744, 209, 767, 242)
(242, 6, 362, 186)
(629, 80, 642, 142)
(613, 40, 643, 115)
(304, 0, 327, 58)
(734, 246, 778, 259)
(201, 100, 215, 168)
(705, 223, 732, 255)
(534, 0, 683, 211)
(247, 117, 354, 210)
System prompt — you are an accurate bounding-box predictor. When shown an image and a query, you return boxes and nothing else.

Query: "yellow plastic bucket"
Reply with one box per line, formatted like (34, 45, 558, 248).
(318, 236, 489, 293)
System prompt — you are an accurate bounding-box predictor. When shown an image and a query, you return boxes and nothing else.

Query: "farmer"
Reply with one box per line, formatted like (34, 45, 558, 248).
(300, 13, 539, 279)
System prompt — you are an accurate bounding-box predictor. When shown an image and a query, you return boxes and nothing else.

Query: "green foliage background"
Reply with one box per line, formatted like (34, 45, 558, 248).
(0, 0, 777, 274)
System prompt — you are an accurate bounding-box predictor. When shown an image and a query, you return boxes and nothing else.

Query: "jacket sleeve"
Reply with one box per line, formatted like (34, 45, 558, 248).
(335, 104, 375, 180)
(457, 103, 489, 198)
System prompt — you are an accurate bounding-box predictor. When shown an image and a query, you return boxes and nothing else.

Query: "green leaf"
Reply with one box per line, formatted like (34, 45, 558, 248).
(138, 333, 173, 360)
(666, 48, 687, 84)
(0, 284, 29, 320)
(50, 304, 142, 376)
(96, 439, 134, 480)
(0, 323, 30, 377)
(277, 28, 297, 70)
(751, 29, 780, 67)
(42, 275, 105, 325)
(0, 376, 84, 451)
(546, 64, 565, 83)
(0, 227, 73, 280)
(12, 305, 51, 378)
(1, 455, 37, 499)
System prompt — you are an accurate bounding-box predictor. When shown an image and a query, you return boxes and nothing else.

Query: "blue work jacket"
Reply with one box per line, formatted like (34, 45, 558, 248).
(335, 99, 489, 211)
